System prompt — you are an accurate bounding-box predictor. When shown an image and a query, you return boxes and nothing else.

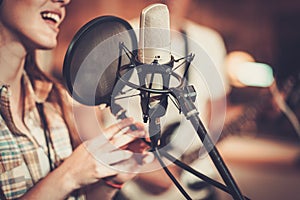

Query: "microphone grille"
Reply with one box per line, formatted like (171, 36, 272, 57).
(138, 3, 171, 64)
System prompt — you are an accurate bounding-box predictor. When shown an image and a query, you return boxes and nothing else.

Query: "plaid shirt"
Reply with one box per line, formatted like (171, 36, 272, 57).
(0, 72, 84, 200)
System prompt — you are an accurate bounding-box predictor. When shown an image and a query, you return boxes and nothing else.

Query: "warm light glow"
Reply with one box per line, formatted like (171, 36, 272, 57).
(225, 51, 274, 87)
(225, 51, 255, 87)
(236, 62, 274, 87)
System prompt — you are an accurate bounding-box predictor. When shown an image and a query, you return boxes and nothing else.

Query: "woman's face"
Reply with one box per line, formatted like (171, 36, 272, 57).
(0, 0, 71, 50)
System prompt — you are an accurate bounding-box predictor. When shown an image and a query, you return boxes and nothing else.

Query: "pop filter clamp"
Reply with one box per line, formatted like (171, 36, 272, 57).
(63, 16, 248, 200)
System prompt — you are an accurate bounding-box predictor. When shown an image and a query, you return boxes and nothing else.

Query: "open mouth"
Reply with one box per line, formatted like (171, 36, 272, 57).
(41, 11, 61, 25)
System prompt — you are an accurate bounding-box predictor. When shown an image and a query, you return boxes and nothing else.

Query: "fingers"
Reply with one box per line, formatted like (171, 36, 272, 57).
(93, 149, 134, 165)
(111, 128, 146, 148)
(82, 118, 153, 178)
(85, 118, 145, 150)
(103, 119, 147, 149)
(126, 138, 150, 153)
(84, 134, 111, 152)
(110, 151, 154, 176)
(104, 118, 135, 140)
(141, 152, 155, 164)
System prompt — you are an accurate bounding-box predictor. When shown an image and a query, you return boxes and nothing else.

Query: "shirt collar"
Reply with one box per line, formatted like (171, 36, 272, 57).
(23, 71, 53, 110)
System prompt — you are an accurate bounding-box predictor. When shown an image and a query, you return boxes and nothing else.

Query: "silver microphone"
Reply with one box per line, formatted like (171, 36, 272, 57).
(136, 4, 173, 146)
(137, 4, 173, 123)
(138, 3, 171, 64)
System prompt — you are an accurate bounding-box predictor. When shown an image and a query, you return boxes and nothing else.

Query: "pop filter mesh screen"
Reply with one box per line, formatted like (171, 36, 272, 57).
(63, 16, 137, 106)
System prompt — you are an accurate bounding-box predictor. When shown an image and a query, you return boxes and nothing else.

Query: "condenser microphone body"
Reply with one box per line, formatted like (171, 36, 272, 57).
(136, 4, 173, 146)
(138, 3, 171, 64)
(136, 4, 173, 122)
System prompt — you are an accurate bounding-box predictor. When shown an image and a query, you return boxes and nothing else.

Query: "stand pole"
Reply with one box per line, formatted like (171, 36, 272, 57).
(171, 87, 245, 200)
(148, 109, 193, 199)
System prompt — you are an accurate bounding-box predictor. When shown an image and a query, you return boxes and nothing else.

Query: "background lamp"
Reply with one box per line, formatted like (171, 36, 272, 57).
(235, 62, 274, 88)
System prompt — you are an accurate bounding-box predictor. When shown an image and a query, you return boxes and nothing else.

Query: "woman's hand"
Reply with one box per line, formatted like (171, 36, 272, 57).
(106, 122, 153, 185)
(60, 118, 150, 190)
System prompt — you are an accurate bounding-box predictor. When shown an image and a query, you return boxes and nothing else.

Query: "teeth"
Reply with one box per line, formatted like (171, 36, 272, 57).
(41, 12, 60, 23)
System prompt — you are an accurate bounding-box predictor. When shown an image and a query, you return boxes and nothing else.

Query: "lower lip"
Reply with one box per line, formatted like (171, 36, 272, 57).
(44, 19, 59, 33)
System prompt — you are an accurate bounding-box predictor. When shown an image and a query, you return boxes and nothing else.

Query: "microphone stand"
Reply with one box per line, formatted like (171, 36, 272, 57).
(112, 99, 248, 199)
(117, 43, 247, 200)
(148, 105, 194, 200)
(145, 88, 245, 199)
(168, 86, 245, 200)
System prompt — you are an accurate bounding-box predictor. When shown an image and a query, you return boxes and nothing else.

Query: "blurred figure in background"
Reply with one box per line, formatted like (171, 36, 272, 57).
(116, 0, 230, 199)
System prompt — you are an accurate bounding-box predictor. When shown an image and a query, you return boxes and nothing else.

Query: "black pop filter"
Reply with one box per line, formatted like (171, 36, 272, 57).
(63, 16, 137, 106)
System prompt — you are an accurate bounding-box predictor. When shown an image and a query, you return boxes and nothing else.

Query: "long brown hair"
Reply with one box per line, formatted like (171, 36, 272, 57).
(25, 52, 81, 148)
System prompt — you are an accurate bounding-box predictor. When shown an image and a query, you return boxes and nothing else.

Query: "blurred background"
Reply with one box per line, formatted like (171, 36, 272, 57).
(51, 0, 300, 85)
(42, 0, 300, 199)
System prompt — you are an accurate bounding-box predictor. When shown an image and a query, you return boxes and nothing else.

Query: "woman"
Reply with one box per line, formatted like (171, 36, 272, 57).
(0, 0, 149, 199)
